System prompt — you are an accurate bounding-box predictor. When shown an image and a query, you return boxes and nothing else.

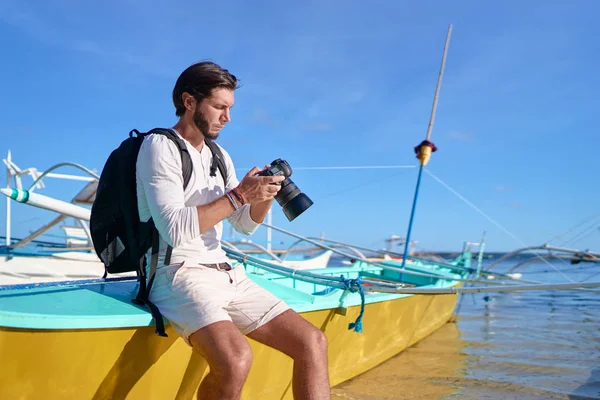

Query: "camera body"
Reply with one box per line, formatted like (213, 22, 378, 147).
(258, 158, 293, 179)
(258, 159, 313, 221)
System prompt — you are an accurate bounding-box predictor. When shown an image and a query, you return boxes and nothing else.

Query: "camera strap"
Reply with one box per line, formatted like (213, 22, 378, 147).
(204, 138, 228, 184)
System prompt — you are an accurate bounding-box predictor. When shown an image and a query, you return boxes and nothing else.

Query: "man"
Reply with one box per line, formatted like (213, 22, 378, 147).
(135, 61, 331, 400)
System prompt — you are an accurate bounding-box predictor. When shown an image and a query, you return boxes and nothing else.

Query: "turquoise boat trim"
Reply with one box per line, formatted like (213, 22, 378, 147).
(226, 245, 466, 285)
(0, 271, 461, 330)
(0, 281, 155, 329)
(0, 246, 468, 331)
(8, 188, 28, 203)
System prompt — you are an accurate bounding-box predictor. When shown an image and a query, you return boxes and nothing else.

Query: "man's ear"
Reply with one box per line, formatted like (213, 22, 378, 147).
(182, 92, 196, 112)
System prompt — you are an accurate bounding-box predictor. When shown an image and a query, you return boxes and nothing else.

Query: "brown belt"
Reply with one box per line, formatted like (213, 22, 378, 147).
(200, 262, 232, 271)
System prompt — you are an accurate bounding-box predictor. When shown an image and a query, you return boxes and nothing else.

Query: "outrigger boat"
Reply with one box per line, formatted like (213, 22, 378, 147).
(2, 25, 599, 399)
(0, 239, 474, 400)
(2, 180, 597, 400)
(0, 151, 479, 399)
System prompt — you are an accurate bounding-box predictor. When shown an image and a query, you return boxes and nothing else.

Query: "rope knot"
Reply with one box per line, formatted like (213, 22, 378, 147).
(340, 275, 366, 333)
(341, 275, 363, 293)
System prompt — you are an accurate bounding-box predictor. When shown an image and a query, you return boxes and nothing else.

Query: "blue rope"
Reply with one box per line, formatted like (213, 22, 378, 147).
(340, 275, 366, 333)
(312, 286, 337, 296)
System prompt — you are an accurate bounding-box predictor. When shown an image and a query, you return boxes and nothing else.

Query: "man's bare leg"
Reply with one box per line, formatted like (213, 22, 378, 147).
(247, 309, 330, 400)
(189, 321, 253, 400)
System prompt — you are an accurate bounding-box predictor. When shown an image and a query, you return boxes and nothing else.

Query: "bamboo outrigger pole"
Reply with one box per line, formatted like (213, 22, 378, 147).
(400, 24, 453, 271)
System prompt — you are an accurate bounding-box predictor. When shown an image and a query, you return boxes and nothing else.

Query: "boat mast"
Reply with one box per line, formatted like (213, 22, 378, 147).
(401, 25, 453, 271)
(5, 150, 11, 247)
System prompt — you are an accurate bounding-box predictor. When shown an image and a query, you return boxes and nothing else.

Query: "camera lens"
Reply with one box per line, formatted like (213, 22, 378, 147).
(282, 193, 313, 221)
(275, 178, 313, 221)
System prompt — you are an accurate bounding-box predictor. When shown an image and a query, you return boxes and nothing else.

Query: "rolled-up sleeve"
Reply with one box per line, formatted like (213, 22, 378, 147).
(228, 204, 260, 235)
(220, 145, 261, 236)
(136, 135, 200, 247)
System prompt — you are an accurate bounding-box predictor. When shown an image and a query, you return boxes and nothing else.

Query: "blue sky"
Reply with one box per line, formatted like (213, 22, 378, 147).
(1, 0, 599, 252)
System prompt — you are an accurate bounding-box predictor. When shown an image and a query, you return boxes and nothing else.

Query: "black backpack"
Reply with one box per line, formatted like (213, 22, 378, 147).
(90, 128, 227, 337)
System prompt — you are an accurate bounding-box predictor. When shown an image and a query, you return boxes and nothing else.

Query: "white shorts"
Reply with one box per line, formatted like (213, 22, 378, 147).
(148, 261, 290, 346)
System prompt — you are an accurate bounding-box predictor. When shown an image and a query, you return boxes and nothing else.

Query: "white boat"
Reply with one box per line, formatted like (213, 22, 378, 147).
(0, 153, 129, 285)
(280, 249, 333, 269)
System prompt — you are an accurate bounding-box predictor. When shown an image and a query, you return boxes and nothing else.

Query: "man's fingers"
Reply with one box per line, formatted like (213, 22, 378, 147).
(245, 166, 261, 177)
(260, 175, 285, 184)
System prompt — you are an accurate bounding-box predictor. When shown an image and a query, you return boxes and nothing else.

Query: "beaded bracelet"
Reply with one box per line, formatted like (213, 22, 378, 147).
(225, 191, 239, 210)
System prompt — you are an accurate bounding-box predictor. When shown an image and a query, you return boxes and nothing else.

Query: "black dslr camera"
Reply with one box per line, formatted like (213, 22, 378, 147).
(258, 159, 313, 221)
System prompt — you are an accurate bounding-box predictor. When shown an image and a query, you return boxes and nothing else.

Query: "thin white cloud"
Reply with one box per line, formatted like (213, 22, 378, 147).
(447, 131, 473, 142)
(299, 123, 333, 132)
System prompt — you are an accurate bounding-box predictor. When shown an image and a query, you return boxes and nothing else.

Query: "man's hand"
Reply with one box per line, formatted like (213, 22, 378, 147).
(237, 166, 285, 204)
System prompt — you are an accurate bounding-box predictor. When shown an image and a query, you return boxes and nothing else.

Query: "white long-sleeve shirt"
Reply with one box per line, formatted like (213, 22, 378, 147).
(136, 130, 260, 267)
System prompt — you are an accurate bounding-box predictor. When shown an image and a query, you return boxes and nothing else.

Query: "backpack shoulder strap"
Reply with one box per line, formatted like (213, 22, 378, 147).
(147, 128, 193, 190)
(144, 128, 194, 280)
(204, 138, 228, 184)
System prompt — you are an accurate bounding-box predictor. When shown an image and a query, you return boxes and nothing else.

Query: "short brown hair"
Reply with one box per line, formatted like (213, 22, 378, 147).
(172, 61, 239, 117)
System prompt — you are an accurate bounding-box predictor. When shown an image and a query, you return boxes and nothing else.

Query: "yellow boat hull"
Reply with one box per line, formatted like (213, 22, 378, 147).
(0, 291, 459, 399)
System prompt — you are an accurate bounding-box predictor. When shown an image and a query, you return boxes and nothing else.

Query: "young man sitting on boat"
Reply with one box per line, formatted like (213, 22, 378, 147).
(136, 61, 331, 400)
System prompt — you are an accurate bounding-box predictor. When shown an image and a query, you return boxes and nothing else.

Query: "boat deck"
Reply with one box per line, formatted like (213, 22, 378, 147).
(0, 262, 463, 330)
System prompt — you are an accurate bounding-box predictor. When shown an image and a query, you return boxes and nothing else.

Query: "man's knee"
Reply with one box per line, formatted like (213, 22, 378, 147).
(296, 326, 328, 359)
(308, 327, 328, 355)
(212, 342, 253, 379)
(188, 322, 254, 380)
(226, 345, 254, 377)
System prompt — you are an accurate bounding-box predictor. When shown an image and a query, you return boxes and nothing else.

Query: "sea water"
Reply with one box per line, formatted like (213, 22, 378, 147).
(331, 259, 600, 399)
